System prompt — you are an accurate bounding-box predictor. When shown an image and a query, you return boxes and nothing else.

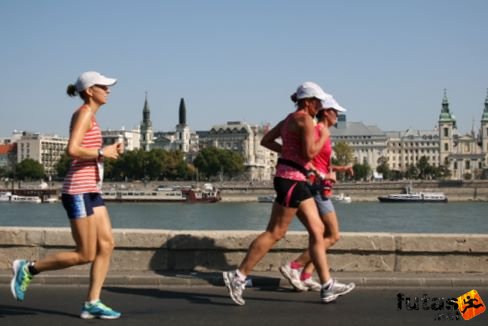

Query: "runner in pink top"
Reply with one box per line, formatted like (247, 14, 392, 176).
(224, 82, 346, 305)
(10, 71, 123, 320)
(280, 95, 356, 299)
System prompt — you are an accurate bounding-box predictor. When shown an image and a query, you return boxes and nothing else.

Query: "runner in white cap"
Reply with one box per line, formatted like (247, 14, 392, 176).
(223, 81, 341, 305)
(279, 94, 355, 302)
(10, 71, 123, 319)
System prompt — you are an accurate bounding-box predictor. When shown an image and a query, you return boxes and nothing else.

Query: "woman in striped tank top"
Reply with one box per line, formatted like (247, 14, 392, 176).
(224, 82, 339, 305)
(11, 71, 123, 319)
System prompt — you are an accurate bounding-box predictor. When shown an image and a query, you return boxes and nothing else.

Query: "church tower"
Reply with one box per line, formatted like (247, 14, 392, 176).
(438, 89, 456, 167)
(140, 92, 154, 151)
(175, 98, 191, 152)
(481, 89, 488, 164)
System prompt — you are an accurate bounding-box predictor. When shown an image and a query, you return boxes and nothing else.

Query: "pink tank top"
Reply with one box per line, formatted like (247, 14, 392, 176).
(62, 106, 103, 194)
(310, 124, 332, 174)
(275, 112, 309, 181)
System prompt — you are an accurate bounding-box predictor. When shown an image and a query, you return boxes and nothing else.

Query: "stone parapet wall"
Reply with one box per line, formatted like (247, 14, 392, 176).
(1, 227, 487, 274)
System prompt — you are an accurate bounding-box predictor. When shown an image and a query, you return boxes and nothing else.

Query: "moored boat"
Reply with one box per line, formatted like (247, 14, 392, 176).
(332, 193, 352, 203)
(257, 194, 276, 203)
(378, 184, 447, 203)
(0, 192, 42, 203)
(378, 193, 447, 203)
(102, 185, 221, 203)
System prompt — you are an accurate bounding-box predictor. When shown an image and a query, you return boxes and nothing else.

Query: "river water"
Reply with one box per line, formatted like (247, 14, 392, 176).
(0, 201, 487, 234)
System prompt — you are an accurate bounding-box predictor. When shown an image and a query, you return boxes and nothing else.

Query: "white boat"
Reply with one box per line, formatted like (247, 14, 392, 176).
(103, 189, 187, 202)
(332, 193, 352, 203)
(378, 192, 447, 203)
(11, 195, 42, 203)
(378, 184, 447, 203)
(102, 186, 221, 203)
(0, 192, 42, 203)
(0, 192, 13, 202)
(257, 194, 276, 203)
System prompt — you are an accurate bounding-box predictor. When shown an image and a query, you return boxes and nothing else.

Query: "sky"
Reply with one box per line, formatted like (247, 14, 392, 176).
(0, 0, 487, 138)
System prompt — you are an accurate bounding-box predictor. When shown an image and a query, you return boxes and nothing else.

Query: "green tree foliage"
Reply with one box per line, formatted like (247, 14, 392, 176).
(333, 141, 354, 166)
(405, 164, 419, 179)
(376, 156, 391, 180)
(416, 156, 430, 179)
(352, 162, 370, 181)
(54, 152, 72, 179)
(15, 159, 45, 180)
(193, 147, 244, 180)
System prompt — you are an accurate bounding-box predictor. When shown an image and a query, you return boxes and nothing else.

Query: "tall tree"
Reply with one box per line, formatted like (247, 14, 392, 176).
(15, 159, 45, 180)
(333, 141, 354, 166)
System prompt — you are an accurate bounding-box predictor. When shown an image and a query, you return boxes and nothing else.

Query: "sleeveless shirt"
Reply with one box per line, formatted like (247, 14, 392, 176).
(62, 106, 103, 194)
(275, 112, 310, 181)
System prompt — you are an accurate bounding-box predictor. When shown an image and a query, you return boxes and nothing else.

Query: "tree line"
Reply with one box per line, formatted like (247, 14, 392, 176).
(1, 141, 481, 182)
(1, 147, 245, 182)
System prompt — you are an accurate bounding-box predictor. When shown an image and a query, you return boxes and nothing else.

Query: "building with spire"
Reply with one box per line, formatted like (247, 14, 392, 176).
(437, 90, 486, 179)
(153, 98, 199, 159)
(140, 93, 154, 151)
(174, 98, 195, 153)
(329, 89, 488, 180)
(438, 89, 457, 166)
(481, 89, 488, 163)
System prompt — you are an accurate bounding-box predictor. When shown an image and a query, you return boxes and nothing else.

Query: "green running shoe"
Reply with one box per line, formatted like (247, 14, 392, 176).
(11, 259, 33, 302)
(80, 300, 121, 319)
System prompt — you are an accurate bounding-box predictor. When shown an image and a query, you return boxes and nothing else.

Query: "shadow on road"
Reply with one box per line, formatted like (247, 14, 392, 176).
(147, 233, 282, 288)
(0, 305, 76, 318)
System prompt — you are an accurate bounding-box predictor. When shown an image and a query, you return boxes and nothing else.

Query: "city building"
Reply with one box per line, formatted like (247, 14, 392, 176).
(101, 127, 141, 151)
(152, 98, 200, 159)
(385, 129, 439, 172)
(330, 90, 488, 180)
(331, 114, 388, 171)
(0, 144, 16, 169)
(438, 89, 488, 179)
(2, 90, 487, 181)
(15, 132, 68, 176)
(199, 121, 277, 181)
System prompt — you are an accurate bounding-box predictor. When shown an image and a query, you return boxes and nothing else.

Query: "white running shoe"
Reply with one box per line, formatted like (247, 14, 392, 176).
(302, 277, 322, 292)
(320, 279, 356, 303)
(279, 264, 307, 292)
(223, 271, 246, 306)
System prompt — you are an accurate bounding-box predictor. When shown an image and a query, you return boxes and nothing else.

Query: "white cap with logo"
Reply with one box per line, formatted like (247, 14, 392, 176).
(295, 81, 329, 101)
(75, 71, 117, 92)
(321, 96, 346, 112)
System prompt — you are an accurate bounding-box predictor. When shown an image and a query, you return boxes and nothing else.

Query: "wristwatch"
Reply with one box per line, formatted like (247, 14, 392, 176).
(97, 148, 104, 159)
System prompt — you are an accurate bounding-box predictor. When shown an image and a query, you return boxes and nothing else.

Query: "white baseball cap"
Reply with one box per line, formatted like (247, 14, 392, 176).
(321, 96, 346, 112)
(75, 71, 117, 92)
(295, 81, 329, 101)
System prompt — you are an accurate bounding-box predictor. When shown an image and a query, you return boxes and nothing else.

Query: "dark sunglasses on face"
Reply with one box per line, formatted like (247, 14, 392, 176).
(93, 85, 109, 91)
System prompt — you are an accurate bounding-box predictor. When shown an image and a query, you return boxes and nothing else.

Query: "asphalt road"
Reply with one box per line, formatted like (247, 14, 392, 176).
(1, 285, 487, 325)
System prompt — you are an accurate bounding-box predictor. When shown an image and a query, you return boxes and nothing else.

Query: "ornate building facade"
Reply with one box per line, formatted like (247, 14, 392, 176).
(331, 90, 488, 179)
(199, 121, 277, 181)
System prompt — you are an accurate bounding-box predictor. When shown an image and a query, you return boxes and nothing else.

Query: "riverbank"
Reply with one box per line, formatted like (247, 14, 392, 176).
(220, 180, 488, 202)
(4, 180, 488, 202)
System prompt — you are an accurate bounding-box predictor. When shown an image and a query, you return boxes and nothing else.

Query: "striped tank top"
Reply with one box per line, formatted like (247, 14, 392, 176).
(62, 106, 103, 194)
(275, 111, 310, 181)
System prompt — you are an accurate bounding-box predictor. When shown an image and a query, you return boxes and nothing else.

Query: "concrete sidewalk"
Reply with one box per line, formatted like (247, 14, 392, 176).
(2, 270, 488, 288)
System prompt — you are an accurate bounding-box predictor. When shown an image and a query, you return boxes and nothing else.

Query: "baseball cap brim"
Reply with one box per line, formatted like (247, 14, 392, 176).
(321, 96, 346, 112)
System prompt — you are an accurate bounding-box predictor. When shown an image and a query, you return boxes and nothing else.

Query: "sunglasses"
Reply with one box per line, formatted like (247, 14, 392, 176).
(93, 85, 109, 91)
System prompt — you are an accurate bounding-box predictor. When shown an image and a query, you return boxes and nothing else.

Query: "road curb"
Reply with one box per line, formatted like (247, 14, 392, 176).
(2, 271, 488, 288)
